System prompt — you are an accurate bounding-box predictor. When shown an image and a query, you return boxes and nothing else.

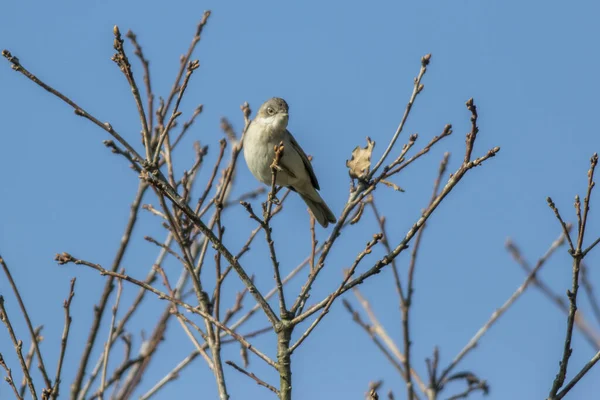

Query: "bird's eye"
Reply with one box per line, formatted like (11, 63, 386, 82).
(267, 107, 275, 115)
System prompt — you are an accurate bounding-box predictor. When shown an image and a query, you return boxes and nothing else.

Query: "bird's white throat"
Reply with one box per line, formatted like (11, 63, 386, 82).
(254, 114, 288, 132)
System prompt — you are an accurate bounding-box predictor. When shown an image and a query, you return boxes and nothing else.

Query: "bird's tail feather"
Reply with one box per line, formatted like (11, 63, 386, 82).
(300, 194, 336, 228)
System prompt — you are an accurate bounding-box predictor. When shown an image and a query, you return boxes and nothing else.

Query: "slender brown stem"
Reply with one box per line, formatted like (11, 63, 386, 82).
(50, 278, 76, 400)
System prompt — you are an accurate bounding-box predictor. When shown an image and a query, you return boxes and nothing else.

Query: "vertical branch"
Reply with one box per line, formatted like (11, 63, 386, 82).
(548, 153, 598, 398)
(50, 278, 76, 400)
(309, 215, 317, 272)
(99, 279, 124, 400)
(277, 321, 293, 400)
(266, 143, 288, 316)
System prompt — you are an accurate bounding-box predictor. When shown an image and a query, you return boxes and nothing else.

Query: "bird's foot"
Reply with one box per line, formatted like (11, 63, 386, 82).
(268, 192, 281, 205)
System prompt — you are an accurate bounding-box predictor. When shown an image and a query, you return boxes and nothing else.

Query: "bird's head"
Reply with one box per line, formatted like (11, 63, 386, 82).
(255, 97, 289, 131)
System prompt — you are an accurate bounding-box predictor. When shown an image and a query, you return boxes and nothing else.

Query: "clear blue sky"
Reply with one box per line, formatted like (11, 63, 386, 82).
(1, 1, 599, 399)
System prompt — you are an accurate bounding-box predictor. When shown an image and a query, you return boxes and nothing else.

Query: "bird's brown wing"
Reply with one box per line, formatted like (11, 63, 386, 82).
(285, 130, 320, 190)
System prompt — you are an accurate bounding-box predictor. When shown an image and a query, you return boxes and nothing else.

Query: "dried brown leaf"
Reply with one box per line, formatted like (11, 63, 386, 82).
(347, 137, 375, 180)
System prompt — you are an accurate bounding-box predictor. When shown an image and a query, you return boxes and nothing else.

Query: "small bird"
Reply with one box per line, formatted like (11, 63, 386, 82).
(243, 97, 336, 227)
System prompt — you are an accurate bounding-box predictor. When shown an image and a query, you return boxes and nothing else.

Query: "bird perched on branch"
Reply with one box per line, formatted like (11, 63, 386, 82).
(243, 97, 336, 227)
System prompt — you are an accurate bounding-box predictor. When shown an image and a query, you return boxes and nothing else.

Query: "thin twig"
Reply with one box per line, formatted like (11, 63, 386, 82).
(226, 360, 278, 394)
(546, 198, 575, 253)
